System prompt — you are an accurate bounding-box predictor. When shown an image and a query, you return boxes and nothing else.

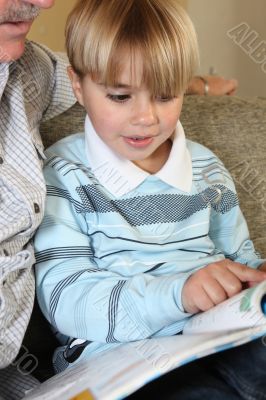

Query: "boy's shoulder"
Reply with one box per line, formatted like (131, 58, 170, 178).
(186, 139, 219, 161)
(44, 132, 86, 168)
(186, 139, 235, 189)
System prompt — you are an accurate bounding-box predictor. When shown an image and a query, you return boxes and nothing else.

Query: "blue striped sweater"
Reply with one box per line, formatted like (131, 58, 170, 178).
(34, 132, 263, 372)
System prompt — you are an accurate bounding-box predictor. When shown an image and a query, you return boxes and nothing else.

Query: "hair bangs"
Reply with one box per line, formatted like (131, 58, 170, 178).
(66, 0, 199, 94)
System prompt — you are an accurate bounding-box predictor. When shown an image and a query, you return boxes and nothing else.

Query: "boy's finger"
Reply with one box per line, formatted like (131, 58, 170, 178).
(245, 281, 259, 288)
(227, 263, 266, 283)
(214, 270, 243, 298)
(202, 278, 228, 305)
(191, 286, 215, 312)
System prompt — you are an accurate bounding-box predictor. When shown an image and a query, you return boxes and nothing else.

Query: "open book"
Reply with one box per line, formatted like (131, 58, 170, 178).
(25, 281, 266, 400)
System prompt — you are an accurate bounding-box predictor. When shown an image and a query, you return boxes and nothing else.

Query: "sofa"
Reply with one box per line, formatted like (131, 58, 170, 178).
(23, 95, 266, 381)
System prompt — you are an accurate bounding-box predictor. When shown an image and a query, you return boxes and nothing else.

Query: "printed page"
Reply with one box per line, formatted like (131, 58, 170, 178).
(183, 281, 266, 334)
(24, 324, 265, 400)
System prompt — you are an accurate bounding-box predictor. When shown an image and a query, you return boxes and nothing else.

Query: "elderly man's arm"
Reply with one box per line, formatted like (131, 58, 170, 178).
(0, 249, 35, 368)
(0, 42, 75, 368)
(186, 75, 238, 96)
(32, 43, 76, 122)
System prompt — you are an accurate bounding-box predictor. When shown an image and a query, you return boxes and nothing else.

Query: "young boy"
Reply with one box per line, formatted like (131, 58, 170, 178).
(34, 0, 266, 398)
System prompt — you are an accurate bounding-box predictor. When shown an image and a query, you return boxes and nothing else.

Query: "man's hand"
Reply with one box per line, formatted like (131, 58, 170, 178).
(187, 75, 238, 96)
(182, 260, 266, 314)
(203, 75, 238, 96)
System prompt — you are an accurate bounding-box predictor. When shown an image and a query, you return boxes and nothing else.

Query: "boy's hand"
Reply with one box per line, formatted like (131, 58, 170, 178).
(182, 260, 266, 314)
(259, 262, 266, 272)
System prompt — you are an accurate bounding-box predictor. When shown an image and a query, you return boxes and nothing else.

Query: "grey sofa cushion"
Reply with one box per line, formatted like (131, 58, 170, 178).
(181, 96, 266, 257)
(40, 95, 266, 257)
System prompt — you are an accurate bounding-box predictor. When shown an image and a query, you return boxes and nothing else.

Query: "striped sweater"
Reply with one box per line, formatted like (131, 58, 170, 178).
(34, 132, 263, 372)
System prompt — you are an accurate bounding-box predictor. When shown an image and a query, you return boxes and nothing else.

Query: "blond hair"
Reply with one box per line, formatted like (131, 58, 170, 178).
(66, 0, 199, 96)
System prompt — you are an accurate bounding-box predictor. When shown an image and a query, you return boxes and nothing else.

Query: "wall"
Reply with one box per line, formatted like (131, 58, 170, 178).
(28, 0, 188, 52)
(178, 0, 187, 8)
(187, 0, 266, 96)
(28, 0, 76, 52)
(28, 0, 266, 96)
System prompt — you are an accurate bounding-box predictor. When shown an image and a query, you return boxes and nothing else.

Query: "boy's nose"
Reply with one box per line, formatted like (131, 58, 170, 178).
(131, 101, 158, 127)
(23, 0, 55, 9)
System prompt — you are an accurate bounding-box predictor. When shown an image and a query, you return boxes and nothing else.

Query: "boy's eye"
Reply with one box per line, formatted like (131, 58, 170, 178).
(156, 95, 175, 102)
(107, 94, 131, 103)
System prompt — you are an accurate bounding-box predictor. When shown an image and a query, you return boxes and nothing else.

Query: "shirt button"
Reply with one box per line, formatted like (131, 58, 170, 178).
(34, 203, 40, 213)
(0, 157, 3, 164)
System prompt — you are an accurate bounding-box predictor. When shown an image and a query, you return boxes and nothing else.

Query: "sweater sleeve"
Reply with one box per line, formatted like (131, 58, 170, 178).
(208, 171, 265, 269)
(34, 164, 190, 344)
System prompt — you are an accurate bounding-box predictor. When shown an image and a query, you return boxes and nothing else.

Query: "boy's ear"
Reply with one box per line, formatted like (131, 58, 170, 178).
(67, 66, 85, 107)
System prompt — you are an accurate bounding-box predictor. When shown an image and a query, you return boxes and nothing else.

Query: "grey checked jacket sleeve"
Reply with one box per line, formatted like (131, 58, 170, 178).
(0, 41, 75, 368)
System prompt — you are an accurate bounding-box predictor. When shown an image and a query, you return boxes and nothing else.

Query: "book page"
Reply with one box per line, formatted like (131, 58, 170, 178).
(183, 281, 266, 334)
(24, 284, 266, 399)
(24, 325, 266, 400)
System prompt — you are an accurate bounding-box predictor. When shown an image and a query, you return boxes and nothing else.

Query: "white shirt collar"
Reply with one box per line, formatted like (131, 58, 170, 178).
(85, 115, 192, 197)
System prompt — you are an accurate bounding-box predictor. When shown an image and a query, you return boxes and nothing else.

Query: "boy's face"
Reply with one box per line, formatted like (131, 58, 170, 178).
(69, 52, 183, 173)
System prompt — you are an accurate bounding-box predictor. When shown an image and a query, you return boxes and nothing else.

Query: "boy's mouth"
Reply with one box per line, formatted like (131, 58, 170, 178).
(123, 136, 154, 148)
(131, 136, 149, 140)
